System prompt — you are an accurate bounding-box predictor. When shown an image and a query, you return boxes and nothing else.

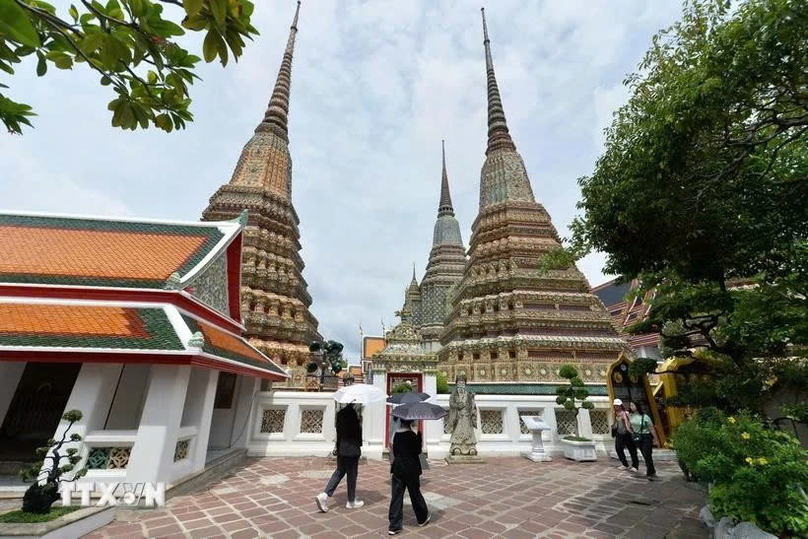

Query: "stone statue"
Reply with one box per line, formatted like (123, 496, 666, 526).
(448, 374, 478, 456)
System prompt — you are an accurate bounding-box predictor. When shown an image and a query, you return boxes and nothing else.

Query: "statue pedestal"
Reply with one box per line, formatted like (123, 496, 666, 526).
(445, 455, 486, 465)
(521, 416, 552, 462)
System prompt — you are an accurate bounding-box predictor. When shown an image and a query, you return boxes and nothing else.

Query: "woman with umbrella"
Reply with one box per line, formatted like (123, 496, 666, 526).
(315, 383, 385, 513)
(387, 400, 445, 535)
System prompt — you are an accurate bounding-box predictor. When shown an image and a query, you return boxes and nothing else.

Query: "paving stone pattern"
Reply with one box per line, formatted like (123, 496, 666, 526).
(88, 457, 708, 538)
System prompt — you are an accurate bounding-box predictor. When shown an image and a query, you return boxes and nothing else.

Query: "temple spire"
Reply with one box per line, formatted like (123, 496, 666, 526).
(438, 139, 454, 216)
(481, 8, 516, 154)
(257, 1, 301, 139)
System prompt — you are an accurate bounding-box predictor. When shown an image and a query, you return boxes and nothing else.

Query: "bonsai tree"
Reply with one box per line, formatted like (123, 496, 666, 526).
(19, 410, 88, 514)
(555, 365, 595, 440)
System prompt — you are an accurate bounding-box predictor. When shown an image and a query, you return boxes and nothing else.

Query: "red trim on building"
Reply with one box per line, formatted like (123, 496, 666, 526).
(0, 349, 285, 380)
(226, 234, 243, 323)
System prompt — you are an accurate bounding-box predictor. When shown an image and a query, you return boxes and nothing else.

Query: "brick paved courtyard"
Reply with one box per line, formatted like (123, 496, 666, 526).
(88, 456, 708, 538)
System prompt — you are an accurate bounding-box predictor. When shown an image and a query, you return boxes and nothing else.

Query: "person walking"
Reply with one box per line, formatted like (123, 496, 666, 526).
(388, 419, 429, 535)
(629, 401, 659, 480)
(612, 398, 639, 472)
(315, 404, 364, 512)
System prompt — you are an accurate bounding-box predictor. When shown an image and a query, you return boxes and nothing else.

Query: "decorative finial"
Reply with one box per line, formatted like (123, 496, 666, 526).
(165, 272, 182, 290)
(256, 1, 302, 139)
(480, 7, 516, 155)
(438, 139, 454, 216)
(412, 262, 417, 281)
(188, 331, 205, 348)
(237, 209, 249, 226)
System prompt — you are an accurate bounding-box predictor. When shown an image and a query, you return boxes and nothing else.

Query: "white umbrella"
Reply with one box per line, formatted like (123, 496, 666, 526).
(332, 384, 387, 405)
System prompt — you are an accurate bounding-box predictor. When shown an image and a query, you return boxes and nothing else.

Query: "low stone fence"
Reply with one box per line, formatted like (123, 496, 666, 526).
(245, 391, 614, 459)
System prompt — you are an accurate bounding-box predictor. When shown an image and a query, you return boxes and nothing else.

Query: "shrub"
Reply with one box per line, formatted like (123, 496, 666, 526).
(555, 364, 594, 439)
(436, 372, 450, 394)
(392, 382, 413, 394)
(672, 411, 808, 537)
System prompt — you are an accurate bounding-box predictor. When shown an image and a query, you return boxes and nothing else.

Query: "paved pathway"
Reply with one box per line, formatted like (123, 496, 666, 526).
(88, 456, 708, 538)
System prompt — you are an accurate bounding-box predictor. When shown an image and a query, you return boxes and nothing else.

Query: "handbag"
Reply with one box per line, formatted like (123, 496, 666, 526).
(610, 423, 618, 438)
(632, 415, 645, 443)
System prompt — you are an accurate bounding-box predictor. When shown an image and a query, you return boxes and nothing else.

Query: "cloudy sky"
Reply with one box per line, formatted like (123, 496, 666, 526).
(0, 0, 684, 359)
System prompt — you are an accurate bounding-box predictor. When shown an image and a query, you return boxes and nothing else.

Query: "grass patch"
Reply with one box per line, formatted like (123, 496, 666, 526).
(563, 435, 592, 442)
(0, 506, 82, 523)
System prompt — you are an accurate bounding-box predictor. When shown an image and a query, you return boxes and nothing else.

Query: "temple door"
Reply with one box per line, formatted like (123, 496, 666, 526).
(385, 372, 423, 450)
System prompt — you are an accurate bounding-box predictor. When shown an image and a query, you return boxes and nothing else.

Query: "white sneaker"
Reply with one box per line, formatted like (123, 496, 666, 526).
(315, 492, 328, 513)
(419, 512, 431, 527)
(346, 499, 364, 509)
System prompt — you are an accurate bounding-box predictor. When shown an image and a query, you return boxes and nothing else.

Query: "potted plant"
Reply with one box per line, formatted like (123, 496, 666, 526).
(555, 365, 597, 461)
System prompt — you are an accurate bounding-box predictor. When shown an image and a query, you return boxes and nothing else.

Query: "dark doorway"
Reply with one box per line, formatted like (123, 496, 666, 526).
(0, 363, 81, 463)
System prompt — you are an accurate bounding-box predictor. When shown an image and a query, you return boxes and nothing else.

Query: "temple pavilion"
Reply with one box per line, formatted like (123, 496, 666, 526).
(0, 211, 287, 487)
(201, 1, 321, 391)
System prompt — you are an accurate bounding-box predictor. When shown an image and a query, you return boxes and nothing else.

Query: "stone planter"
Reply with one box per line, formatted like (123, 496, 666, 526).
(561, 438, 597, 462)
(0, 506, 114, 539)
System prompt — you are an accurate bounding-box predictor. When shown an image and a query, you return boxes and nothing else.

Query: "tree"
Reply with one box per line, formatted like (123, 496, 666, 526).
(555, 364, 594, 439)
(0, 0, 259, 134)
(546, 0, 808, 415)
(436, 371, 450, 394)
(20, 409, 87, 513)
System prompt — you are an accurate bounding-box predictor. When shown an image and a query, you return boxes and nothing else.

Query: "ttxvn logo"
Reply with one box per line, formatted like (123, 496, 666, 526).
(60, 482, 166, 507)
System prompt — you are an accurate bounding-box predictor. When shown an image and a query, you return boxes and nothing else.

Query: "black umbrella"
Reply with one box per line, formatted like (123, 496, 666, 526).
(386, 392, 431, 405)
(391, 401, 447, 421)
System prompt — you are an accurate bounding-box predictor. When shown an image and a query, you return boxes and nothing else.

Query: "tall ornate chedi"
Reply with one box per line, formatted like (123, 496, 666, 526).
(437, 9, 627, 390)
(372, 142, 466, 371)
(417, 141, 467, 350)
(202, 1, 319, 389)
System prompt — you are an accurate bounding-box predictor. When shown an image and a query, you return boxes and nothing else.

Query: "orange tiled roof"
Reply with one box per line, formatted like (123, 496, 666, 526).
(185, 316, 286, 377)
(0, 303, 183, 350)
(0, 214, 226, 288)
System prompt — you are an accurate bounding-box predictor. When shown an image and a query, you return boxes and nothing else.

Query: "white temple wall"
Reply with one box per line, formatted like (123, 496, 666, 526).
(244, 388, 613, 460)
(0, 362, 26, 427)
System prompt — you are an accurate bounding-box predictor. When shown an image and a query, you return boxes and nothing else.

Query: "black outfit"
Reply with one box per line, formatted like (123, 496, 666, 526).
(388, 429, 428, 532)
(638, 433, 656, 477)
(614, 413, 639, 469)
(324, 406, 362, 501)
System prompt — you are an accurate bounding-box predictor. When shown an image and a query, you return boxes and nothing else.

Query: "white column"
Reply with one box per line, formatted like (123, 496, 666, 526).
(423, 372, 442, 448)
(363, 369, 386, 460)
(0, 362, 26, 426)
(183, 368, 218, 473)
(126, 365, 191, 484)
(230, 376, 259, 449)
(52, 364, 123, 482)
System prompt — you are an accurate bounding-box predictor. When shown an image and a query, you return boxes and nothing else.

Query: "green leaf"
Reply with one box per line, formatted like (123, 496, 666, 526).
(182, 14, 206, 31)
(183, 0, 203, 17)
(0, 0, 42, 48)
(36, 52, 46, 76)
(154, 112, 172, 132)
(202, 28, 223, 63)
(69, 4, 79, 22)
(209, 0, 227, 27)
(81, 31, 105, 54)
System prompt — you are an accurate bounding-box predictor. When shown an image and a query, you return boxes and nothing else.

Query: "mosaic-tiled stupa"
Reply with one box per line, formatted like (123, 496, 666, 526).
(436, 9, 628, 389)
(372, 142, 466, 369)
(415, 141, 468, 350)
(202, 1, 320, 389)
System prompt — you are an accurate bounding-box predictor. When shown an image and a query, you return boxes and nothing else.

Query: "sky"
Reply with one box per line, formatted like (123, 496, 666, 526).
(0, 0, 685, 360)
